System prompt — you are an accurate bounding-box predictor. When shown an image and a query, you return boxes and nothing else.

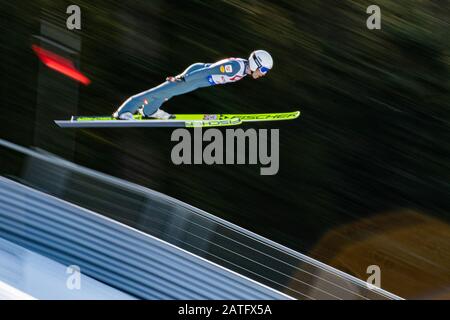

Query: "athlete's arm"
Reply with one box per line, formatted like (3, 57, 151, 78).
(166, 59, 241, 85)
(184, 60, 241, 82)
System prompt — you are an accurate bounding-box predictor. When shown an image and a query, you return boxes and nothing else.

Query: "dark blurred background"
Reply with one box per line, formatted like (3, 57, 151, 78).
(1, 0, 450, 298)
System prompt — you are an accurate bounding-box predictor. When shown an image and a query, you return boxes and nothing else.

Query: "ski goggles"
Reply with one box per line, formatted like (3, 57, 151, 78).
(259, 66, 269, 74)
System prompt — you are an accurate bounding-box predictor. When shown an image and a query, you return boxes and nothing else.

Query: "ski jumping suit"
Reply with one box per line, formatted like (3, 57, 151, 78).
(116, 58, 249, 117)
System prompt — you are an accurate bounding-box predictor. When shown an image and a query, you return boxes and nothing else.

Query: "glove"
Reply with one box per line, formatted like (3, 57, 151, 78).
(166, 74, 186, 82)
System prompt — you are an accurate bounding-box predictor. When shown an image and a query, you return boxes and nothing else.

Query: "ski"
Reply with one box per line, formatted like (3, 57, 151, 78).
(55, 118, 242, 128)
(54, 111, 300, 128)
(65, 111, 300, 122)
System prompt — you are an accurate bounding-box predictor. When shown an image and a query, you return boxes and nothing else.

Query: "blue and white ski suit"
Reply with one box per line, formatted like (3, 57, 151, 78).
(116, 58, 249, 117)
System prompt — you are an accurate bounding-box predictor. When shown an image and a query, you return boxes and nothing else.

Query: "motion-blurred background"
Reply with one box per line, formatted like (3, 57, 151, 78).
(1, 0, 449, 299)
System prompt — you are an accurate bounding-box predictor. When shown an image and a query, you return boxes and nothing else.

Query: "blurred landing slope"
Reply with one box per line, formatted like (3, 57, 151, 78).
(0, 139, 400, 300)
(0, 176, 291, 300)
(0, 280, 36, 300)
(0, 237, 136, 300)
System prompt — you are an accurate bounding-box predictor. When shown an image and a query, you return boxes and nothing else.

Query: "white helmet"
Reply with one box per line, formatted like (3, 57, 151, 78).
(248, 50, 273, 73)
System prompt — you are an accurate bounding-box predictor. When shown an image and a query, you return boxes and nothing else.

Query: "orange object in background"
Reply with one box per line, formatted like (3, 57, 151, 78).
(32, 45, 90, 85)
(304, 210, 450, 299)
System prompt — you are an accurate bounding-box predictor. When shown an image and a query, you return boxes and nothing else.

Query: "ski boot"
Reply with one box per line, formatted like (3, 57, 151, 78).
(141, 108, 175, 120)
(112, 111, 134, 120)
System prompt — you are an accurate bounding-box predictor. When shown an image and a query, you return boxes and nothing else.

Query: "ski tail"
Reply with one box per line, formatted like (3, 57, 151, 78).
(55, 118, 242, 128)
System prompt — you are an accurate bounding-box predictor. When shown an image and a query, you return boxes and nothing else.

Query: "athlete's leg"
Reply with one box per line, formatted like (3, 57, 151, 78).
(115, 94, 145, 116)
(141, 78, 212, 116)
(117, 63, 214, 117)
(142, 67, 213, 116)
(141, 97, 166, 116)
(116, 63, 210, 117)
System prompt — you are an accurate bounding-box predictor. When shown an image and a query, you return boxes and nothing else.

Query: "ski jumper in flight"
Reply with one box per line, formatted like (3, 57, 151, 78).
(113, 50, 273, 120)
